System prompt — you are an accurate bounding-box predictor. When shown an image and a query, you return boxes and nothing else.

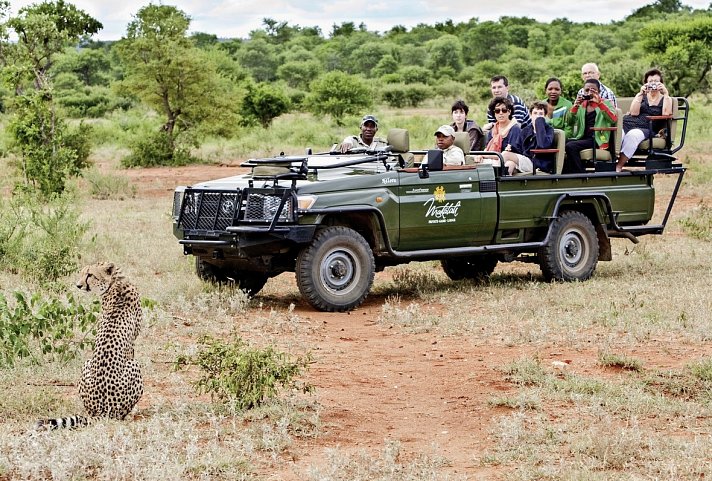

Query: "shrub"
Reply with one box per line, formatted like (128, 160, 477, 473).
(0, 291, 99, 368)
(122, 130, 195, 167)
(0, 192, 90, 286)
(306, 72, 372, 125)
(240, 82, 291, 128)
(381, 83, 431, 108)
(176, 335, 313, 411)
(9, 92, 93, 197)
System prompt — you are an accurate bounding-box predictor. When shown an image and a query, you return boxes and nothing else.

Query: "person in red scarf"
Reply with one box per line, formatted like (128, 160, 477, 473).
(563, 79, 617, 173)
(479, 96, 532, 175)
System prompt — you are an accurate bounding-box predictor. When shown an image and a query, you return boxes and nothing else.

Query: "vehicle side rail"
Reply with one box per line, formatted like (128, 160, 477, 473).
(241, 151, 393, 170)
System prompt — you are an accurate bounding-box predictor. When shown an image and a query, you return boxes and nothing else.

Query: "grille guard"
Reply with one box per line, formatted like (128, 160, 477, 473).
(177, 187, 297, 235)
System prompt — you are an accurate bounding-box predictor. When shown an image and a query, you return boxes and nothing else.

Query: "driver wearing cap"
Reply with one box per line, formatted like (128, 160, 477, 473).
(338, 115, 388, 153)
(422, 125, 465, 166)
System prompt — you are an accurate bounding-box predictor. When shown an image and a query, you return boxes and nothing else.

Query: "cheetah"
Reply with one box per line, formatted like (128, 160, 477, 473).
(36, 262, 143, 429)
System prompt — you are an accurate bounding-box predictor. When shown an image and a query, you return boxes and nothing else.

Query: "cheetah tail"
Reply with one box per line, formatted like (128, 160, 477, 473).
(35, 415, 89, 430)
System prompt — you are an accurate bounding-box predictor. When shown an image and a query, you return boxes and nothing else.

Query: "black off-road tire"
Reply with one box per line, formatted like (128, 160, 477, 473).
(441, 255, 498, 281)
(296, 226, 375, 312)
(539, 211, 599, 282)
(195, 258, 268, 296)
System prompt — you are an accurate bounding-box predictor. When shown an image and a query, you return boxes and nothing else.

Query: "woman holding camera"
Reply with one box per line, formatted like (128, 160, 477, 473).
(563, 79, 618, 173)
(615, 68, 672, 172)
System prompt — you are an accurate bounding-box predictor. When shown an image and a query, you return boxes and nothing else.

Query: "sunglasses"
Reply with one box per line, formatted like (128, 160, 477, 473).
(493, 108, 509, 114)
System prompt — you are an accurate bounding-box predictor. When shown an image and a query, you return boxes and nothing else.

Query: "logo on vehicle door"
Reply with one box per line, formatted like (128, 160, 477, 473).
(423, 186, 460, 224)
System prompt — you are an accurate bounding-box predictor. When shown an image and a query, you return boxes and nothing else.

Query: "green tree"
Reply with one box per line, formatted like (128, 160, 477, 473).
(115, 4, 241, 165)
(277, 59, 322, 89)
(628, 0, 689, 19)
(306, 71, 372, 125)
(0, 0, 99, 197)
(240, 82, 290, 128)
(238, 37, 278, 81)
(426, 34, 463, 75)
(349, 41, 391, 76)
(642, 16, 712, 96)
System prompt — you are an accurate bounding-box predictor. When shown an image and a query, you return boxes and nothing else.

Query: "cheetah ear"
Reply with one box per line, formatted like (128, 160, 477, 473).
(104, 262, 115, 275)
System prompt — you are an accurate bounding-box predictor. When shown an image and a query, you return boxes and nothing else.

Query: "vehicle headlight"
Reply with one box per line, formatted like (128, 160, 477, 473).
(297, 194, 317, 210)
(172, 188, 186, 220)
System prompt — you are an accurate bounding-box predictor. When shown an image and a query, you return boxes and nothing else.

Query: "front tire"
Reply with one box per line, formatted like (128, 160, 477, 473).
(195, 258, 268, 296)
(539, 211, 599, 281)
(441, 255, 498, 281)
(296, 226, 375, 312)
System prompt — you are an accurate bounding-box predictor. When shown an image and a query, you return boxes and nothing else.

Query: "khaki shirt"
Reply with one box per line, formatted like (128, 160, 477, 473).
(340, 135, 388, 151)
(423, 144, 464, 166)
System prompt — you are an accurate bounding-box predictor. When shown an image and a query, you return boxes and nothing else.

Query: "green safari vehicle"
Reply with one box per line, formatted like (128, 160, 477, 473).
(171, 128, 686, 312)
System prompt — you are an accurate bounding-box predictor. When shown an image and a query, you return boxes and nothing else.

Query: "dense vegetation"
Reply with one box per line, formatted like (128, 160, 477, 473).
(0, 0, 710, 173)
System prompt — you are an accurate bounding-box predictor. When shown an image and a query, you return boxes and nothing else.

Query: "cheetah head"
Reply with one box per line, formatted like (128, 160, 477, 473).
(76, 262, 119, 294)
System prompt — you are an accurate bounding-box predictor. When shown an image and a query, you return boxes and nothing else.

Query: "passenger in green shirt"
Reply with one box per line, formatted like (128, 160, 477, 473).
(542, 77, 573, 138)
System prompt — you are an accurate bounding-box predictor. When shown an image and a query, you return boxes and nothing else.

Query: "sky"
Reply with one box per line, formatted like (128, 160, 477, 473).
(6, 0, 712, 40)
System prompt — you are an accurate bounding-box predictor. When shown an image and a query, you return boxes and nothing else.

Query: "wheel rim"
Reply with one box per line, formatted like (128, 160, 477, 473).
(560, 228, 588, 272)
(320, 247, 360, 294)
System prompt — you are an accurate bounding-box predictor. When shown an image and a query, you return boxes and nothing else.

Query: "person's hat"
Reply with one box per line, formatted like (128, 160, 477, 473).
(434, 125, 455, 137)
(360, 115, 378, 127)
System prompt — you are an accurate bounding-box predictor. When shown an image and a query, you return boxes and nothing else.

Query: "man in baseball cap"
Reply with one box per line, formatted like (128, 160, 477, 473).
(337, 114, 388, 153)
(424, 124, 464, 166)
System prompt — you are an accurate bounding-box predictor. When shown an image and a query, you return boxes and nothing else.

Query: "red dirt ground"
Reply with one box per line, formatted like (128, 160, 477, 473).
(127, 163, 709, 480)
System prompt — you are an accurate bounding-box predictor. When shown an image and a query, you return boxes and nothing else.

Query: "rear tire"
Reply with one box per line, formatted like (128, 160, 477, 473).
(195, 258, 268, 296)
(441, 255, 498, 281)
(296, 226, 375, 312)
(539, 211, 599, 281)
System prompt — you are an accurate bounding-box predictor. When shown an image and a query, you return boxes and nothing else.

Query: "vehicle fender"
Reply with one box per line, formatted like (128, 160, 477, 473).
(550, 193, 613, 261)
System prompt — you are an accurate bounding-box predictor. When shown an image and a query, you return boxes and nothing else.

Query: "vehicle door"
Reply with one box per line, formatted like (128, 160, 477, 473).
(396, 167, 491, 250)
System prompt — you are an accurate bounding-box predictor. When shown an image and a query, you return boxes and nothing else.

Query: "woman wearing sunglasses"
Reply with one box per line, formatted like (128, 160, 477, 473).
(563, 79, 617, 173)
(480, 96, 533, 175)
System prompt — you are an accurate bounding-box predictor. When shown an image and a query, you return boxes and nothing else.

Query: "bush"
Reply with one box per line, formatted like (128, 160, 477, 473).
(9, 92, 93, 197)
(176, 335, 313, 411)
(381, 83, 431, 108)
(57, 85, 133, 118)
(0, 192, 90, 286)
(306, 72, 372, 125)
(240, 82, 291, 128)
(122, 130, 195, 167)
(0, 291, 99, 368)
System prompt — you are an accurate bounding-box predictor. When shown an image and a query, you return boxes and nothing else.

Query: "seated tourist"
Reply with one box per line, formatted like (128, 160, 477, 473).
(542, 77, 573, 138)
(422, 125, 465, 167)
(479, 97, 532, 175)
(485, 75, 532, 130)
(564, 79, 617, 174)
(616, 68, 673, 172)
(522, 101, 556, 174)
(577, 63, 618, 108)
(450, 99, 485, 151)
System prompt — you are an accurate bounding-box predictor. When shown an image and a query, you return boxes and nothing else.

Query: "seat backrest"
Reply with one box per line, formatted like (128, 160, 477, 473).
(613, 107, 624, 154)
(387, 128, 410, 153)
(453, 131, 470, 154)
(553, 129, 565, 174)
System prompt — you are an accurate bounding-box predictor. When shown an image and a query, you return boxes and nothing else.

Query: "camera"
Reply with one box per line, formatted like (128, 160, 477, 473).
(647, 82, 660, 91)
(581, 94, 592, 101)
